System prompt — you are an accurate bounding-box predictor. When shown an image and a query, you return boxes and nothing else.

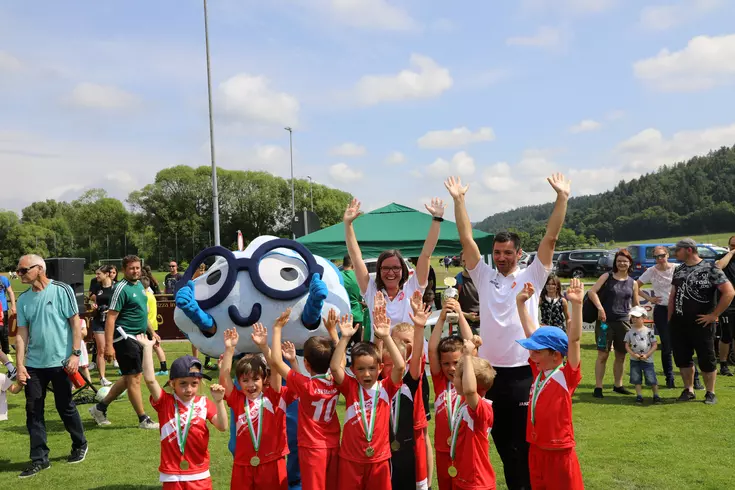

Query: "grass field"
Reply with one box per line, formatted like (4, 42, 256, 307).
(1, 338, 734, 489)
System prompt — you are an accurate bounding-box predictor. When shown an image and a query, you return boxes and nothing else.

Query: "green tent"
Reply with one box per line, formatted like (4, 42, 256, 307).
(297, 203, 494, 259)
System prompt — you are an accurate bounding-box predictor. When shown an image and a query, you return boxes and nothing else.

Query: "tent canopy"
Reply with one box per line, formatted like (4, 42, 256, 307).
(297, 203, 495, 260)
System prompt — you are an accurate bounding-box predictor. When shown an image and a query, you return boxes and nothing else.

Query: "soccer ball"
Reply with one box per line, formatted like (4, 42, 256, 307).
(95, 386, 111, 402)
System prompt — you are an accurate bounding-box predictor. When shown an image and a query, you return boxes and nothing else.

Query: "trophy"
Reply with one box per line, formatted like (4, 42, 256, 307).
(442, 277, 460, 324)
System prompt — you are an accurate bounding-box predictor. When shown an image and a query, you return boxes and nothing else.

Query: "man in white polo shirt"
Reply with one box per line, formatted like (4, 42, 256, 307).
(445, 173, 570, 490)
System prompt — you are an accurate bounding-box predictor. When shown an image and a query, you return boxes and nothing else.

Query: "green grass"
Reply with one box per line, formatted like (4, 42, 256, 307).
(2, 339, 735, 489)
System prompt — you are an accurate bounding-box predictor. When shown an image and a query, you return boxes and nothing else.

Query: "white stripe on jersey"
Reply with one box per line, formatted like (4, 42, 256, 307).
(234, 396, 275, 436)
(160, 397, 209, 442)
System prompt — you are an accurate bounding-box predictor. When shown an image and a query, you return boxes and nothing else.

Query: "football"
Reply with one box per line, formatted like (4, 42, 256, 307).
(95, 386, 111, 402)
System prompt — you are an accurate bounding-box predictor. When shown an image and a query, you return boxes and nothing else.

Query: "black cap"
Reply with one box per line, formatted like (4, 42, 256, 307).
(170, 356, 209, 380)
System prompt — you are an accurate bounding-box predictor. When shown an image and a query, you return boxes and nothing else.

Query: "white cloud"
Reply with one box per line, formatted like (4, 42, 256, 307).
(329, 142, 366, 157)
(426, 151, 476, 178)
(65, 82, 141, 111)
(329, 162, 364, 183)
(633, 34, 735, 92)
(417, 127, 495, 149)
(311, 0, 420, 32)
(569, 119, 602, 133)
(218, 74, 300, 126)
(606, 109, 625, 120)
(0, 50, 23, 72)
(506, 26, 564, 49)
(354, 54, 453, 105)
(385, 151, 406, 165)
(521, 0, 616, 15)
(639, 0, 724, 31)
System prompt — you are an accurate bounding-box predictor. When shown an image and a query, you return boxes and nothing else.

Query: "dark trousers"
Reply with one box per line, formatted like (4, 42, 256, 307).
(653, 305, 674, 381)
(25, 366, 87, 464)
(486, 365, 533, 490)
(0, 311, 9, 354)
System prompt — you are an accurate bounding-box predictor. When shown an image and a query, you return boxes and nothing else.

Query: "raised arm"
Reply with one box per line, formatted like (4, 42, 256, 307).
(416, 198, 446, 286)
(536, 173, 570, 268)
(516, 283, 539, 338)
(374, 306, 405, 385)
(138, 333, 163, 402)
(220, 328, 239, 396)
(428, 304, 449, 377)
(452, 299, 473, 341)
(281, 342, 301, 375)
(408, 291, 430, 380)
(323, 308, 340, 345)
(270, 308, 293, 379)
(444, 177, 481, 270)
(251, 323, 279, 391)
(330, 314, 356, 385)
(461, 339, 480, 410)
(208, 384, 229, 432)
(344, 199, 370, 293)
(565, 278, 584, 369)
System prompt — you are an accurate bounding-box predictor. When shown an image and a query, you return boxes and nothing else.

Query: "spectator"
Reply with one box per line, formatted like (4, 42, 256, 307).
(0, 272, 16, 361)
(636, 246, 677, 387)
(88, 255, 159, 429)
(341, 254, 365, 330)
(455, 251, 481, 333)
(588, 249, 640, 398)
(443, 255, 451, 272)
(14, 254, 88, 478)
(163, 261, 182, 295)
(715, 235, 735, 376)
(142, 265, 160, 295)
(411, 256, 437, 309)
(624, 306, 661, 404)
(670, 238, 734, 405)
(90, 265, 115, 387)
(539, 274, 570, 332)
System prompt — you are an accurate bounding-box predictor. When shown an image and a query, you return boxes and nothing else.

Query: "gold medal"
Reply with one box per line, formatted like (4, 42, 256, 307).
(250, 456, 260, 467)
(179, 460, 189, 470)
(391, 441, 400, 452)
(447, 436, 452, 446)
(365, 446, 375, 457)
(448, 465, 458, 478)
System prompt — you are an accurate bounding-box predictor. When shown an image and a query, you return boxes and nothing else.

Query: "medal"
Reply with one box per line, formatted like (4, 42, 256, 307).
(448, 466, 458, 478)
(245, 394, 264, 466)
(531, 365, 562, 425)
(447, 437, 452, 446)
(445, 382, 461, 443)
(358, 384, 379, 455)
(174, 398, 194, 471)
(391, 441, 400, 452)
(250, 456, 260, 467)
(390, 383, 402, 447)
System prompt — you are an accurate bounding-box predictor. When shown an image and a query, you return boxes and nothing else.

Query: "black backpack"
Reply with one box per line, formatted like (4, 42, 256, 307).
(582, 274, 611, 323)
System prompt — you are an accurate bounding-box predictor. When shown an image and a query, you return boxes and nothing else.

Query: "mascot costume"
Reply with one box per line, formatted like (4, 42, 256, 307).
(173, 235, 350, 488)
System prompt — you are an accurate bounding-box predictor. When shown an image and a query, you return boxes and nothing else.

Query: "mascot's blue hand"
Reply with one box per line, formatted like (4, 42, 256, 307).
(301, 273, 328, 326)
(175, 280, 215, 331)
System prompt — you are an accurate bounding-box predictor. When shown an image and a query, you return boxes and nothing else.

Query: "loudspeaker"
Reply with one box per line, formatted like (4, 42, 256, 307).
(46, 258, 86, 311)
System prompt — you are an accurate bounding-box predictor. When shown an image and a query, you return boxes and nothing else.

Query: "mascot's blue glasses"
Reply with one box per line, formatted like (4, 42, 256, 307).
(176, 239, 325, 311)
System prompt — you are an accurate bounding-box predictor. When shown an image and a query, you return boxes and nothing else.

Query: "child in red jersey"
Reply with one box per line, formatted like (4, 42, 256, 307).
(220, 314, 295, 490)
(139, 334, 228, 490)
(516, 278, 585, 490)
(428, 298, 476, 490)
(268, 307, 341, 490)
(330, 305, 405, 490)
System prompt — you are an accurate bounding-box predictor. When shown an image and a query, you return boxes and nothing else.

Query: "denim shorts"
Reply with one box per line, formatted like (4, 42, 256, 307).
(630, 359, 658, 386)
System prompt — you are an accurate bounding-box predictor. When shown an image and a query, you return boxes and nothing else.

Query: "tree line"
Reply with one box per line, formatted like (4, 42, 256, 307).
(0, 166, 352, 270)
(475, 145, 735, 243)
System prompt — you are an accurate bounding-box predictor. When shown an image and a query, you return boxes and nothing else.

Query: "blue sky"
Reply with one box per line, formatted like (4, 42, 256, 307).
(2, 0, 735, 222)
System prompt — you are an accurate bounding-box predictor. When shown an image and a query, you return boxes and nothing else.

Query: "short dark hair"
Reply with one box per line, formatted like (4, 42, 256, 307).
(438, 335, 463, 354)
(96, 264, 114, 274)
(351, 341, 381, 365)
(612, 249, 634, 274)
(343, 255, 353, 268)
(304, 336, 334, 374)
(375, 250, 410, 291)
(122, 255, 141, 269)
(235, 354, 269, 381)
(494, 231, 521, 251)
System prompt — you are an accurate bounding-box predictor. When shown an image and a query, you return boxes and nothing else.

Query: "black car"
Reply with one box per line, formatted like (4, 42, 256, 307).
(595, 251, 616, 276)
(555, 249, 608, 278)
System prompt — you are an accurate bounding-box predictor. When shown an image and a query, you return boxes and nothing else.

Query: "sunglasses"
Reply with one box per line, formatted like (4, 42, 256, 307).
(16, 264, 40, 276)
(653, 254, 667, 259)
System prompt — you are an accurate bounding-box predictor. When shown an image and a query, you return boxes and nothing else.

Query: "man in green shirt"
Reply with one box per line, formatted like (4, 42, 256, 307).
(89, 255, 159, 429)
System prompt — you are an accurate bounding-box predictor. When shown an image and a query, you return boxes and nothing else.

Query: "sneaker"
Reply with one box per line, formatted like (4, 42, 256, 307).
(635, 395, 643, 404)
(694, 379, 705, 391)
(719, 364, 733, 377)
(88, 405, 111, 426)
(155, 370, 169, 376)
(613, 386, 633, 395)
(653, 395, 662, 404)
(113, 360, 119, 368)
(666, 378, 676, 389)
(19, 461, 51, 478)
(593, 387, 603, 398)
(88, 362, 97, 371)
(67, 445, 88, 464)
(704, 391, 718, 405)
(100, 378, 112, 387)
(677, 389, 695, 402)
(139, 417, 159, 430)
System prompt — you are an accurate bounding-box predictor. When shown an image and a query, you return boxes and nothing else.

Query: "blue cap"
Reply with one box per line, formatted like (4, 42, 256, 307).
(170, 355, 211, 380)
(516, 327, 569, 355)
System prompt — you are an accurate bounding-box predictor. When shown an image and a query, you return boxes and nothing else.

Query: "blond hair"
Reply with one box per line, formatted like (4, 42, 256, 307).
(392, 322, 414, 335)
(457, 356, 496, 392)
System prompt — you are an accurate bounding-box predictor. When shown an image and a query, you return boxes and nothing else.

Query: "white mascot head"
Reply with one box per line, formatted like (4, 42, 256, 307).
(173, 235, 350, 357)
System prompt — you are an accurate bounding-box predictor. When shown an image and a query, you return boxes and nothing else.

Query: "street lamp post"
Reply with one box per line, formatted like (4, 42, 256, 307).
(285, 127, 295, 237)
(307, 175, 313, 211)
(203, 0, 221, 246)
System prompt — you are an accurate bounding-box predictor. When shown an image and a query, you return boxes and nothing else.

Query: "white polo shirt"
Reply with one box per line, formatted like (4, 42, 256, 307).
(363, 274, 426, 331)
(469, 258, 551, 368)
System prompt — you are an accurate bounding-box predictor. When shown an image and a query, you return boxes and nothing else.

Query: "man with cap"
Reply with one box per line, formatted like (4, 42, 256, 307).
(669, 238, 735, 405)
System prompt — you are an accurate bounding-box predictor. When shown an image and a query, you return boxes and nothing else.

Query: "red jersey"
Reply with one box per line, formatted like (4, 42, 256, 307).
(286, 370, 341, 449)
(337, 373, 401, 463)
(150, 392, 217, 482)
(226, 386, 294, 466)
(527, 360, 582, 449)
(452, 399, 496, 490)
(412, 352, 429, 430)
(432, 374, 458, 454)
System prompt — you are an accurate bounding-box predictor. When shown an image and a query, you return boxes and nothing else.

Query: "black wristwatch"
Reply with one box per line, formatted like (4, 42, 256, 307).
(432, 216, 444, 222)
(71, 349, 82, 357)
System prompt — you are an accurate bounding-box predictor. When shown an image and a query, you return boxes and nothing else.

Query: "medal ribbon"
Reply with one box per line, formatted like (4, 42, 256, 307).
(245, 394, 264, 452)
(174, 399, 194, 459)
(449, 402, 467, 460)
(358, 384, 380, 443)
(531, 365, 562, 425)
(391, 389, 401, 436)
(445, 382, 461, 434)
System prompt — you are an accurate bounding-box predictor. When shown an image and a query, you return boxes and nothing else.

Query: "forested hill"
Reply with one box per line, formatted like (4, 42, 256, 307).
(474, 145, 735, 242)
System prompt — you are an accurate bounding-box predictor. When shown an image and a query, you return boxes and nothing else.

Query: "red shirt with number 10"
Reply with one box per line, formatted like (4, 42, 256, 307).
(286, 370, 341, 448)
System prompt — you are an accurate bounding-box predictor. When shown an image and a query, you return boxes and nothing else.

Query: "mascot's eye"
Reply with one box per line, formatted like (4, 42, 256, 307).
(258, 254, 308, 291)
(194, 256, 229, 302)
(280, 267, 299, 281)
(206, 269, 222, 285)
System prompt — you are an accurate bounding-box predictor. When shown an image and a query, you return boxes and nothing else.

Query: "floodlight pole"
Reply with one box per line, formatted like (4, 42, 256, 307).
(285, 127, 295, 238)
(203, 0, 221, 246)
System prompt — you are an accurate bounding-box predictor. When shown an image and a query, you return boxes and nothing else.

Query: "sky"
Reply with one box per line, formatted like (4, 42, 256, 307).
(2, 0, 735, 223)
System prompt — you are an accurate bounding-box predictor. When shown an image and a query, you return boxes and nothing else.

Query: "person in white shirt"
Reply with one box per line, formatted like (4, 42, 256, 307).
(445, 173, 570, 490)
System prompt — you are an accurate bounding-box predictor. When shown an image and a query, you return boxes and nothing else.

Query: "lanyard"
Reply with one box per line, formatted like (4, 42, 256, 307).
(174, 399, 194, 458)
(445, 381, 461, 433)
(358, 384, 380, 443)
(245, 394, 264, 452)
(531, 365, 562, 425)
(449, 402, 467, 460)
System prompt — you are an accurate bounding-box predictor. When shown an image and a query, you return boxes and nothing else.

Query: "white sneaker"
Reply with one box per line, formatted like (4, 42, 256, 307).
(88, 405, 111, 426)
(100, 378, 112, 387)
(113, 360, 119, 368)
(139, 417, 159, 430)
(88, 362, 96, 371)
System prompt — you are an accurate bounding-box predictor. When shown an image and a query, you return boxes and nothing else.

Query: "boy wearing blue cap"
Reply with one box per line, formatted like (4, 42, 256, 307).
(516, 278, 585, 490)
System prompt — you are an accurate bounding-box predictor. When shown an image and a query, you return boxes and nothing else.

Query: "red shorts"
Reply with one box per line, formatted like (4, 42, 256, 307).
(435, 450, 453, 490)
(299, 446, 340, 490)
(413, 428, 428, 488)
(529, 445, 584, 490)
(338, 456, 390, 490)
(162, 478, 212, 490)
(231, 457, 288, 490)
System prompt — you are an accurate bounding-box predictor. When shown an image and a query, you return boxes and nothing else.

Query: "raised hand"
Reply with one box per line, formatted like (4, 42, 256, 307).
(223, 328, 239, 350)
(343, 198, 363, 224)
(516, 282, 536, 303)
(373, 305, 392, 339)
(374, 291, 386, 310)
(136, 333, 155, 348)
(462, 338, 475, 356)
(251, 323, 268, 347)
(282, 342, 297, 362)
(566, 278, 584, 304)
(409, 298, 432, 327)
(274, 308, 292, 329)
(210, 383, 226, 402)
(409, 290, 424, 315)
(338, 313, 357, 338)
(444, 176, 470, 200)
(425, 197, 446, 218)
(547, 173, 571, 199)
(324, 308, 338, 333)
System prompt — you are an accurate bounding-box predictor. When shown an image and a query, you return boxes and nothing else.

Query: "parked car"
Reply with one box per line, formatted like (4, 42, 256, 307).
(518, 251, 532, 269)
(626, 243, 724, 279)
(555, 249, 609, 278)
(596, 250, 616, 276)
